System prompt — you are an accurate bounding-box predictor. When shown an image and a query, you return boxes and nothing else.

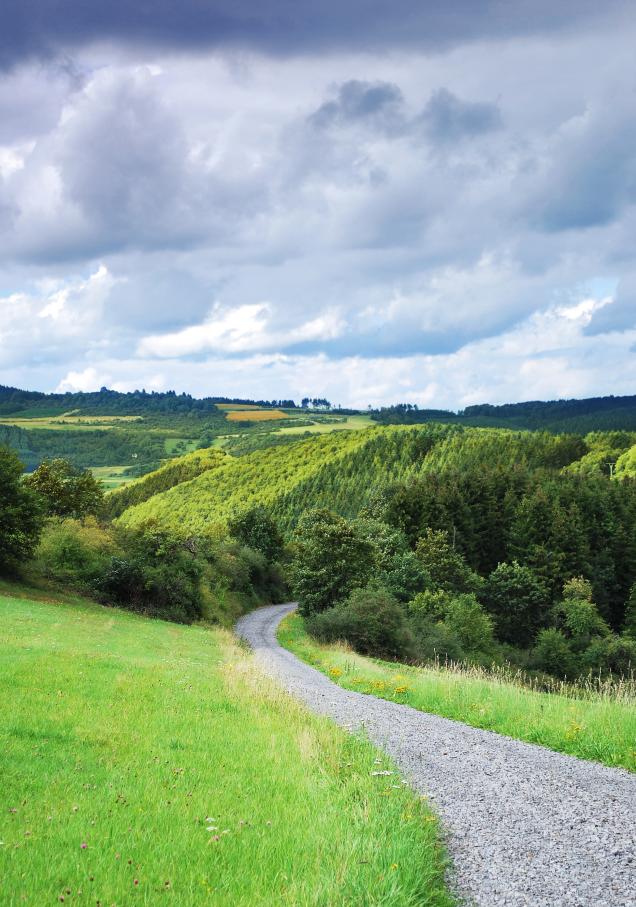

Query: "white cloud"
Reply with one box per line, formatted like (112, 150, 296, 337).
(0, 264, 116, 367)
(137, 303, 346, 357)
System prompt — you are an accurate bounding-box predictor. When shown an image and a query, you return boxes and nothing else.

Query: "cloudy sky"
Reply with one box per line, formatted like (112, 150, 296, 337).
(1, 0, 635, 408)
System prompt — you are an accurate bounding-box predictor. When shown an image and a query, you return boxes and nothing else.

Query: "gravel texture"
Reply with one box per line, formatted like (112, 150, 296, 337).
(236, 604, 636, 907)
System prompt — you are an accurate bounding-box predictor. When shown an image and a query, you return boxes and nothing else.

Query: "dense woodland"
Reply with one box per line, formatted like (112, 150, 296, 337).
(372, 394, 636, 433)
(2, 385, 636, 683)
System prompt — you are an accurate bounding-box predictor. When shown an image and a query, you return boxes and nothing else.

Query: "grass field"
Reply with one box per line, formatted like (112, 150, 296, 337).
(278, 613, 636, 773)
(276, 414, 374, 435)
(90, 465, 139, 490)
(215, 404, 269, 411)
(0, 590, 453, 907)
(0, 415, 142, 432)
(225, 409, 289, 422)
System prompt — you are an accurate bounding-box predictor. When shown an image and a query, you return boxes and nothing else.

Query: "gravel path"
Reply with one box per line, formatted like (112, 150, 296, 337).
(236, 604, 636, 907)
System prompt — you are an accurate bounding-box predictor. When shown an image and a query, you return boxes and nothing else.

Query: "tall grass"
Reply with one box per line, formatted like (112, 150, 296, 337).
(0, 590, 453, 906)
(279, 613, 636, 773)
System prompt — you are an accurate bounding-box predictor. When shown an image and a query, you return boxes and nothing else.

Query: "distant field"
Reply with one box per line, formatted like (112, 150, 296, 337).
(0, 414, 142, 431)
(0, 590, 452, 907)
(91, 465, 139, 490)
(225, 409, 289, 422)
(216, 403, 270, 411)
(276, 413, 374, 435)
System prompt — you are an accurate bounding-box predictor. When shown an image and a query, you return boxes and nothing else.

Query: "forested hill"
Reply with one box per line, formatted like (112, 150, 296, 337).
(371, 394, 636, 433)
(115, 423, 604, 537)
(0, 385, 220, 416)
(117, 424, 636, 630)
(0, 384, 296, 416)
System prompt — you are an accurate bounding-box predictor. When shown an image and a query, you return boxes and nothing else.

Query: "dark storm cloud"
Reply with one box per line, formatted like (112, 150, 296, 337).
(419, 88, 502, 143)
(309, 80, 405, 132)
(1, 0, 630, 68)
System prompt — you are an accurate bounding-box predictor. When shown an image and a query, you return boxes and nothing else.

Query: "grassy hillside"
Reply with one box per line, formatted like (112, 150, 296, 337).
(0, 588, 452, 907)
(117, 424, 593, 536)
(279, 613, 636, 772)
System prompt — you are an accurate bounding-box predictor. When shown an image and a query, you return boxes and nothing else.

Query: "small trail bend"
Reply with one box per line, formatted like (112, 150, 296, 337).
(236, 604, 636, 907)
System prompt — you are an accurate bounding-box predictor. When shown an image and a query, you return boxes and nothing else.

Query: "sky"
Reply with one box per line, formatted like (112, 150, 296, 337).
(0, 0, 635, 409)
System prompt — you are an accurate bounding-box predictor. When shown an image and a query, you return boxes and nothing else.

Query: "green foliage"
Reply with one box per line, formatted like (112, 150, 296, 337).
(290, 509, 376, 616)
(25, 457, 104, 518)
(581, 635, 636, 676)
(442, 594, 496, 655)
(379, 551, 431, 603)
(408, 589, 495, 662)
(94, 527, 205, 623)
(35, 517, 117, 586)
(415, 528, 482, 594)
(307, 586, 414, 659)
(104, 447, 226, 519)
(481, 561, 550, 647)
(614, 443, 636, 479)
(553, 578, 610, 648)
(531, 629, 576, 679)
(624, 583, 636, 638)
(228, 505, 284, 562)
(353, 517, 409, 569)
(0, 445, 44, 572)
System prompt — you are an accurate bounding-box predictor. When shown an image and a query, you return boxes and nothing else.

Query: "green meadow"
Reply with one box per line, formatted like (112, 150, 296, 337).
(278, 613, 636, 773)
(0, 590, 453, 907)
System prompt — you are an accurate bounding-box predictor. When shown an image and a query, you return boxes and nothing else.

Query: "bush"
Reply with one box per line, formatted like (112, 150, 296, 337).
(307, 586, 414, 659)
(552, 578, 610, 649)
(624, 583, 636, 638)
(95, 528, 205, 624)
(531, 629, 576, 679)
(379, 551, 431, 602)
(35, 517, 117, 587)
(0, 445, 44, 573)
(407, 612, 465, 663)
(443, 594, 496, 656)
(408, 590, 495, 661)
(580, 635, 636, 676)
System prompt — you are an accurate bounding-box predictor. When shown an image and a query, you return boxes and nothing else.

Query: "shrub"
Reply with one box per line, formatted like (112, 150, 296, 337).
(408, 590, 495, 661)
(581, 635, 636, 676)
(443, 594, 496, 656)
(379, 551, 431, 602)
(307, 586, 413, 659)
(35, 517, 118, 587)
(408, 612, 465, 663)
(531, 629, 576, 679)
(553, 578, 610, 649)
(96, 528, 205, 624)
(624, 583, 636, 638)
